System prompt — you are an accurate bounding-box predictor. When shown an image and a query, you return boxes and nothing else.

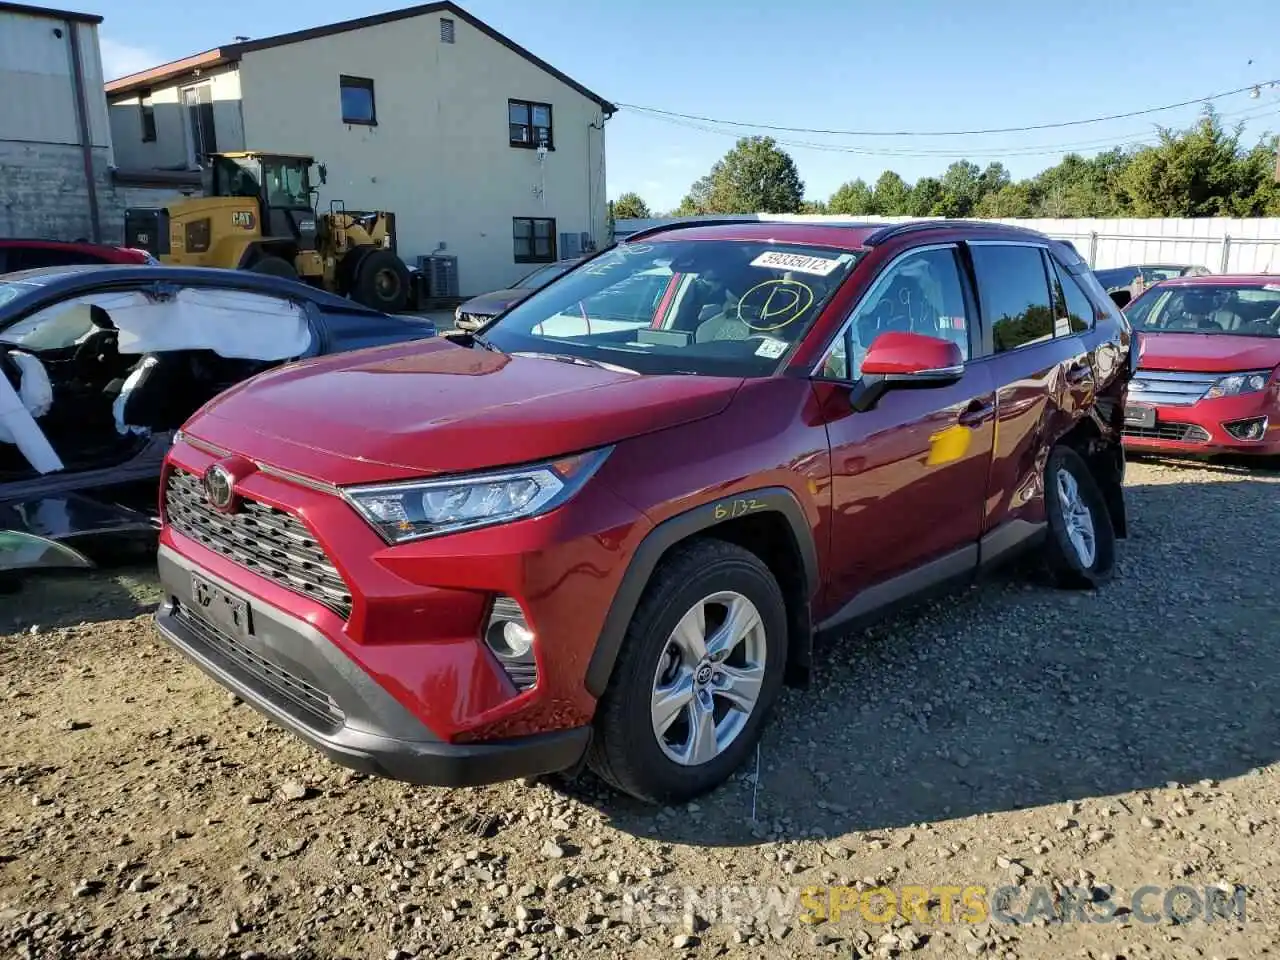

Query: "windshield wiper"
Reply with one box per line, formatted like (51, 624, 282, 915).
(513, 351, 637, 374)
(470, 332, 499, 352)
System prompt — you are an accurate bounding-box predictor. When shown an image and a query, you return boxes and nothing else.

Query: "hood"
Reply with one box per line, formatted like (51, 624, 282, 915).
(459, 288, 534, 316)
(187, 339, 743, 484)
(1137, 331, 1280, 373)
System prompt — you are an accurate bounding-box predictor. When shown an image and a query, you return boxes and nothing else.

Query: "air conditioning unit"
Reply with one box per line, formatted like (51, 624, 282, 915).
(417, 254, 459, 299)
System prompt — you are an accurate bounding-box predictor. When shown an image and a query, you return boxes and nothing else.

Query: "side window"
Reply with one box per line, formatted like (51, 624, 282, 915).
(835, 246, 970, 379)
(969, 244, 1055, 353)
(1051, 260, 1095, 334)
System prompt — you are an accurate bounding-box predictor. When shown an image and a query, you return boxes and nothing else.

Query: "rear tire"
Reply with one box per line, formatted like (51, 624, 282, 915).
(247, 255, 298, 280)
(587, 539, 788, 804)
(1043, 445, 1116, 589)
(353, 248, 410, 313)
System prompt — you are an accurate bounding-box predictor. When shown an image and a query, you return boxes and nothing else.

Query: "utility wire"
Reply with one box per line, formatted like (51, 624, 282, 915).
(616, 80, 1280, 138)
(631, 103, 1280, 160)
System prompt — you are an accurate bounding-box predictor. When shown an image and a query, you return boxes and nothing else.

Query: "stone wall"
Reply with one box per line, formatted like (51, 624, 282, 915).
(0, 140, 124, 243)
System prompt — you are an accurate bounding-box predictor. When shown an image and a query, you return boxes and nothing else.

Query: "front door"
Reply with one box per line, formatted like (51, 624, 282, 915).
(819, 243, 997, 609)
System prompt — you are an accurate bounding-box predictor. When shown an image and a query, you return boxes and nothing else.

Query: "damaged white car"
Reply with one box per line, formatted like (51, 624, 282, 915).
(0, 264, 437, 576)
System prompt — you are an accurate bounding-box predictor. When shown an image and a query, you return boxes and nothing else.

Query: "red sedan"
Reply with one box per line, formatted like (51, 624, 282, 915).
(0, 238, 156, 273)
(1123, 275, 1280, 457)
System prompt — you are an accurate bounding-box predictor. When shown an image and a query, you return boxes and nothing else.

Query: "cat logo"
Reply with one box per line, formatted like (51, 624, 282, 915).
(232, 210, 256, 229)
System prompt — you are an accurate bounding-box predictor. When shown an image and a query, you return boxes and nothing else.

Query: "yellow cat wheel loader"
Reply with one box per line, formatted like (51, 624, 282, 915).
(123, 152, 413, 313)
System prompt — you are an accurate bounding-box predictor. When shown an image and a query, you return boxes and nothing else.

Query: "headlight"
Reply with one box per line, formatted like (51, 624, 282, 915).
(1205, 371, 1271, 399)
(343, 447, 612, 543)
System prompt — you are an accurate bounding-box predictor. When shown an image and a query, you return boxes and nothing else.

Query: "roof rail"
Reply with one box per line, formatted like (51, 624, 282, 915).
(863, 218, 1051, 246)
(616, 218, 768, 244)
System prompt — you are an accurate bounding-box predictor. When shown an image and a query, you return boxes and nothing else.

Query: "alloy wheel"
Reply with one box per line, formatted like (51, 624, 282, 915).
(1056, 468, 1097, 567)
(649, 590, 767, 766)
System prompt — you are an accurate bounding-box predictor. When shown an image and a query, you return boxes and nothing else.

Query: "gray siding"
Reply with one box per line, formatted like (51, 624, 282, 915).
(0, 141, 123, 242)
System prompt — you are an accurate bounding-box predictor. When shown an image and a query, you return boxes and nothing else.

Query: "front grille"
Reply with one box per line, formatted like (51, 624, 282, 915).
(1123, 422, 1211, 443)
(1128, 370, 1217, 406)
(165, 468, 353, 619)
(173, 602, 344, 730)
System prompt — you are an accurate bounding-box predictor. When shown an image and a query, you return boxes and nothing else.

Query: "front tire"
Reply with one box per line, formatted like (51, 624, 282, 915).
(353, 248, 410, 312)
(247, 255, 297, 280)
(588, 539, 788, 804)
(1043, 445, 1116, 589)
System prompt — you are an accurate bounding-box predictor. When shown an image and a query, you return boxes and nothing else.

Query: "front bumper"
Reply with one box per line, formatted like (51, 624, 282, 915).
(153, 544, 591, 787)
(1122, 396, 1279, 457)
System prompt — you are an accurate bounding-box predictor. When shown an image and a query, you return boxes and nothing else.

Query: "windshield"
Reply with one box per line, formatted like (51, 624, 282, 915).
(1140, 266, 1190, 283)
(1093, 267, 1137, 290)
(0, 282, 23, 308)
(213, 156, 262, 198)
(484, 240, 861, 377)
(263, 159, 311, 208)
(1126, 283, 1280, 337)
(516, 261, 576, 289)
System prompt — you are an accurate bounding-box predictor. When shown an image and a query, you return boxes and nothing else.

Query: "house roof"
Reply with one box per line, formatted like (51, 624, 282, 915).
(0, 1, 102, 24)
(103, 0, 615, 113)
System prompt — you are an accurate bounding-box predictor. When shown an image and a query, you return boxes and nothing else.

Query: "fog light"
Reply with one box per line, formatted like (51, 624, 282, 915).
(484, 596, 538, 691)
(1224, 416, 1269, 441)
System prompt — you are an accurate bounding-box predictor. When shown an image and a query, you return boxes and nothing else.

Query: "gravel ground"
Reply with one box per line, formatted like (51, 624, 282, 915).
(2, 458, 1278, 960)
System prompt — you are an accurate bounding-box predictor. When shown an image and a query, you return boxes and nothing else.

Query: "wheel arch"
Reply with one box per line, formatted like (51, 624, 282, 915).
(1056, 413, 1128, 539)
(237, 241, 298, 269)
(584, 486, 819, 699)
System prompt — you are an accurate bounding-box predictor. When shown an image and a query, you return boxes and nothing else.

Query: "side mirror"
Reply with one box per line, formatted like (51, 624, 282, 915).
(317, 163, 328, 185)
(849, 331, 965, 413)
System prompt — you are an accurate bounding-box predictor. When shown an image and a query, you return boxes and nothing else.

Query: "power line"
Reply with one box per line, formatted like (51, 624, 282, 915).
(616, 80, 1280, 138)
(630, 103, 1280, 160)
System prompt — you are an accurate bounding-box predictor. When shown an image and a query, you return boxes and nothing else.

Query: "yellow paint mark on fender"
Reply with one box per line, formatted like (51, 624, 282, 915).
(927, 424, 972, 466)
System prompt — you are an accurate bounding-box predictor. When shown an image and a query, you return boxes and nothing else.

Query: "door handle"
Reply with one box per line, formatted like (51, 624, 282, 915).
(1066, 360, 1094, 384)
(957, 398, 995, 427)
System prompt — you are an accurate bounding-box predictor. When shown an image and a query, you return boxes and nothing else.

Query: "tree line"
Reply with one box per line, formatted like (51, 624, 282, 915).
(609, 107, 1280, 223)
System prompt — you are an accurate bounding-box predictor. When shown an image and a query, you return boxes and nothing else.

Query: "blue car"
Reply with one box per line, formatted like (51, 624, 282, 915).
(0, 264, 436, 573)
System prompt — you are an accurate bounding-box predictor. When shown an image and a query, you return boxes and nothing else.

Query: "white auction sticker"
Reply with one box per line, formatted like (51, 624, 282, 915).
(750, 250, 844, 276)
(754, 337, 790, 359)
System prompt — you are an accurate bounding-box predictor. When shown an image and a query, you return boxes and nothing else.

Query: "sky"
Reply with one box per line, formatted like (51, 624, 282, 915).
(86, 0, 1280, 213)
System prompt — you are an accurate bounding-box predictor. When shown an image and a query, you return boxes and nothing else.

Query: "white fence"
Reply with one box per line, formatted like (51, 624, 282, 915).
(614, 215, 1280, 274)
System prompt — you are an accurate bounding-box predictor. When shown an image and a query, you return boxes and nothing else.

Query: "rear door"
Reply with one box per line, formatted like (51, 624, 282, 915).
(964, 241, 1097, 542)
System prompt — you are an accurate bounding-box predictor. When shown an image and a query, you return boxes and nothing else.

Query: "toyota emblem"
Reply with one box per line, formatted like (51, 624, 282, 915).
(203, 464, 236, 512)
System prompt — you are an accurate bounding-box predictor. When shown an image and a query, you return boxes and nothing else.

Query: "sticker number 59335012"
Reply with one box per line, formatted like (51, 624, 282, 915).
(750, 250, 844, 276)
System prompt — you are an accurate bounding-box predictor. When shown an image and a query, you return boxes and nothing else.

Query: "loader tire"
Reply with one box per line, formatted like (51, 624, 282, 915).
(353, 248, 410, 313)
(247, 255, 298, 280)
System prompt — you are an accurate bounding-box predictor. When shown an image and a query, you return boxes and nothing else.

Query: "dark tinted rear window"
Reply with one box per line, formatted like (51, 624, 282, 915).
(970, 245, 1055, 353)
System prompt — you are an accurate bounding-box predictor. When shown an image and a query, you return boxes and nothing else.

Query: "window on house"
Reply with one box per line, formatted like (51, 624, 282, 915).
(513, 217, 556, 263)
(139, 94, 156, 142)
(969, 244, 1056, 353)
(509, 99, 553, 149)
(340, 75, 376, 125)
(440, 17, 455, 42)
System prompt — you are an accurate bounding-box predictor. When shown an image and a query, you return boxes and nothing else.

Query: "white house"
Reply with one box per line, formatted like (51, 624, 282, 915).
(104, 1, 615, 295)
(0, 1, 119, 241)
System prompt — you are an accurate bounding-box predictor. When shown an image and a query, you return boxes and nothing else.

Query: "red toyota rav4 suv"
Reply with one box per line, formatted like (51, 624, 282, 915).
(154, 220, 1133, 803)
